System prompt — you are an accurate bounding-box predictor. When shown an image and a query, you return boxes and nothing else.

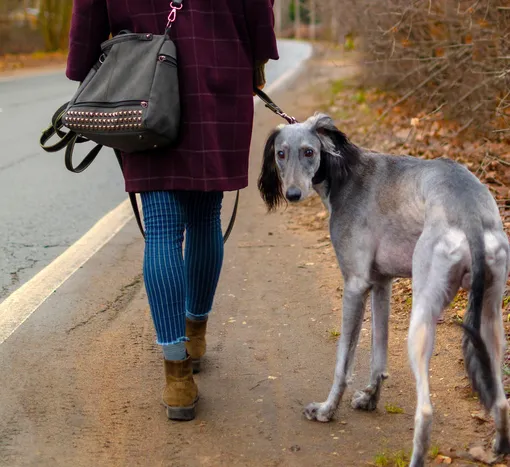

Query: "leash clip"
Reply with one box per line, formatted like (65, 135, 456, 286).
(166, 2, 183, 29)
(275, 109, 297, 125)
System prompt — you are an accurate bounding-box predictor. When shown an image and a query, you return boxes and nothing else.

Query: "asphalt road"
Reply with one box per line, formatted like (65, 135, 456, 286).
(0, 39, 311, 304)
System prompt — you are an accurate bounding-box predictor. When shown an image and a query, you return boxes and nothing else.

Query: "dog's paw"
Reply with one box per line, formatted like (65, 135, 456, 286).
(351, 388, 378, 411)
(303, 402, 335, 422)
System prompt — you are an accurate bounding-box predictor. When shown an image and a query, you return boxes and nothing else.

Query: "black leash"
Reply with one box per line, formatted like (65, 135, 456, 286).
(40, 103, 239, 243)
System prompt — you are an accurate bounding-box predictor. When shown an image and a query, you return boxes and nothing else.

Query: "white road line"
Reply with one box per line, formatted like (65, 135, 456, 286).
(0, 199, 133, 344)
(0, 41, 312, 345)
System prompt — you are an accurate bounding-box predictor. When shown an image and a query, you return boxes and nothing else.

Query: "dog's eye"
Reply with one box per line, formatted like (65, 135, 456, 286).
(304, 149, 314, 158)
(277, 150, 285, 159)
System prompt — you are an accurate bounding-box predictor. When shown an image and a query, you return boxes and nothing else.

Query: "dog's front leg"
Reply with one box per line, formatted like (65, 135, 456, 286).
(351, 279, 391, 411)
(304, 278, 370, 422)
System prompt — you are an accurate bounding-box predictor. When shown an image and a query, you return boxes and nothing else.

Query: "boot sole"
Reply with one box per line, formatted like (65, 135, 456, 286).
(192, 358, 201, 374)
(165, 398, 198, 421)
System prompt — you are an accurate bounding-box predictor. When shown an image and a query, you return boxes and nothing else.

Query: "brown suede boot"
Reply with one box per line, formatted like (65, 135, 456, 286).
(185, 318, 208, 373)
(162, 356, 198, 421)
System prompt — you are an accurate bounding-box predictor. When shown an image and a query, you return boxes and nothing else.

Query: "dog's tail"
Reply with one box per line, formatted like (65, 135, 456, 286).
(462, 227, 495, 411)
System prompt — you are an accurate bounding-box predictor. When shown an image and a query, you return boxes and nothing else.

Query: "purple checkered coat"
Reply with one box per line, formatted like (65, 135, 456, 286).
(66, 0, 279, 193)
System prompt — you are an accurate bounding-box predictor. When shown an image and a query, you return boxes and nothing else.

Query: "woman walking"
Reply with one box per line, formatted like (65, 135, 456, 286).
(66, 0, 278, 420)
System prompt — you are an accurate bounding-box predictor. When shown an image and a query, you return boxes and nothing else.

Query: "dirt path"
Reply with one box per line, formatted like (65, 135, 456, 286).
(0, 46, 502, 467)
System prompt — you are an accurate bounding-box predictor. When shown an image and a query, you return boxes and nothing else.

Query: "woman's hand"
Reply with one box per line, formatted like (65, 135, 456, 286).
(253, 60, 267, 95)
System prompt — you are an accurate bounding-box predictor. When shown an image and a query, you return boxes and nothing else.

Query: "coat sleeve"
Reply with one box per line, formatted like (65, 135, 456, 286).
(244, 0, 279, 63)
(66, 0, 110, 82)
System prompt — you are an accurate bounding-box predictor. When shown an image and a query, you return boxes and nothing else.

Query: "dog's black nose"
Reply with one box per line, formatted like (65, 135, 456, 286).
(286, 187, 302, 202)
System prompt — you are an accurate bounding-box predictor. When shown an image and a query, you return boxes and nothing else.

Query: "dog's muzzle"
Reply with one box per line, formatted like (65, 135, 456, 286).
(286, 187, 302, 202)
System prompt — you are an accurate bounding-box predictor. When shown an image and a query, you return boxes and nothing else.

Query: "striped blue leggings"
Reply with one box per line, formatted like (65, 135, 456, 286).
(140, 191, 224, 345)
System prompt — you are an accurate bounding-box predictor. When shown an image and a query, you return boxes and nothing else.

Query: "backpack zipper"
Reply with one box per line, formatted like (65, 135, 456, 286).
(72, 100, 146, 108)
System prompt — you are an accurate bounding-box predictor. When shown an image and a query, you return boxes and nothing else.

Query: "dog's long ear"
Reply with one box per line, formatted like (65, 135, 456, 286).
(309, 113, 359, 168)
(258, 127, 285, 212)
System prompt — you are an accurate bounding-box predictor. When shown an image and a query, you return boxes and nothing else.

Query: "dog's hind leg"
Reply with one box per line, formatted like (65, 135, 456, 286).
(408, 229, 465, 467)
(482, 232, 510, 454)
(351, 279, 391, 411)
(304, 277, 370, 422)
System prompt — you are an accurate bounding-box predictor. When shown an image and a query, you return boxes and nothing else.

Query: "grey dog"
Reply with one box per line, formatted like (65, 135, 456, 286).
(257, 113, 510, 467)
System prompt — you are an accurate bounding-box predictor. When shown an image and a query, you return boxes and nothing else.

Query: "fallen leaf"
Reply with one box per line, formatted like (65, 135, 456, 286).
(268, 376, 277, 380)
(434, 455, 452, 464)
(456, 309, 466, 319)
(471, 410, 489, 423)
